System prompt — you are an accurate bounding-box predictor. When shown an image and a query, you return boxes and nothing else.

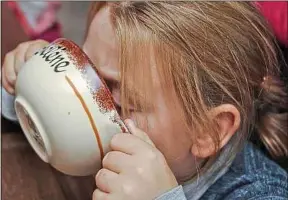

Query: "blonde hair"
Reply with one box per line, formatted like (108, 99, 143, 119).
(88, 2, 288, 164)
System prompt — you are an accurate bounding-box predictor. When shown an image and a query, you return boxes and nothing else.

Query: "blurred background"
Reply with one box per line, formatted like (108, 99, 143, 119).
(57, 1, 90, 45)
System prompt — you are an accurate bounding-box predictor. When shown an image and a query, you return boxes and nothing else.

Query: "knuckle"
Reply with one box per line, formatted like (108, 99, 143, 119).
(121, 182, 134, 197)
(4, 51, 13, 61)
(16, 43, 25, 49)
(145, 149, 158, 160)
(7, 75, 16, 84)
(5, 71, 16, 83)
(35, 39, 47, 44)
(143, 149, 166, 168)
(16, 42, 33, 52)
(135, 166, 145, 176)
(34, 39, 49, 48)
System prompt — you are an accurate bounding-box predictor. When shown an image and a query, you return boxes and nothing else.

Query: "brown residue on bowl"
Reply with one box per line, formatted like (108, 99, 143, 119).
(57, 39, 87, 67)
(110, 114, 128, 133)
(57, 39, 126, 134)
(94, 86, 115, 113)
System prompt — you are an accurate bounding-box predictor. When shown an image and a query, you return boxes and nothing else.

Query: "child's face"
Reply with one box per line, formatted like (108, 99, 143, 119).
(83, 6, 199, 180)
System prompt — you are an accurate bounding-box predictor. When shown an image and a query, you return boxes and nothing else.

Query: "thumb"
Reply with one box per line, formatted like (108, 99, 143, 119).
(124, 119, 156, 147)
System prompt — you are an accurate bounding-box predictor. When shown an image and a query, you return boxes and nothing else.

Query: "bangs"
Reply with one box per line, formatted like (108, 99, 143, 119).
(112, 4, 204, 137)
(114, 7, 156, 121)
(88, 2, 219, 150)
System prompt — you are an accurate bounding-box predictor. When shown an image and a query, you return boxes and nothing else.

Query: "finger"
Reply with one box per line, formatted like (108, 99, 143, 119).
(125, 119, 156, 147)
(102, 151, 132, 173)
(1, 67, 15, 94)
(25, 39, 49, 60)
(92, 189, 109, 200)
(14, 43, 30, 75)
(15, 40, 48, 75)
(95, 168, 118, 193)
(3, 51, 17, 90)
(110, 133, 155, 155)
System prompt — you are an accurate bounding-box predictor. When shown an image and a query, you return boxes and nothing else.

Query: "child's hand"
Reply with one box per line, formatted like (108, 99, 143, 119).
(2, 40, 49, 94)
(93, 119, 178, 200)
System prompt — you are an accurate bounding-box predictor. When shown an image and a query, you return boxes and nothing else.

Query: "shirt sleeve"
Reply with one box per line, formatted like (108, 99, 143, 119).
(155, 186, 187, 200)
(248, 197, 288, 200)
(1, 87, 18, 122)
(222, 181, 288, 200)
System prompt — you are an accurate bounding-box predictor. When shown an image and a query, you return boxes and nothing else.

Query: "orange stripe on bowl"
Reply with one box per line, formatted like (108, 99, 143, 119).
(65, 75, 104, 160)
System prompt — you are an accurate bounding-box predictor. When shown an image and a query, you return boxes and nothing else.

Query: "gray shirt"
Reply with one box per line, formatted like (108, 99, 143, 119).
(156, 143, 288, 200)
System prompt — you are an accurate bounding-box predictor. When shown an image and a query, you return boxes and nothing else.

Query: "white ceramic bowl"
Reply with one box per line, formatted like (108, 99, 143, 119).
(14, 38, 127, 176)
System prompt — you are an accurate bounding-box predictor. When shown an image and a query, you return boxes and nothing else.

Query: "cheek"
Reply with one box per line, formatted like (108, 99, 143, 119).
(129, 110, 171, 136)
(82, 41, 95, 63)
(129, 92, 189, 144)
(129, 107, 189, 150)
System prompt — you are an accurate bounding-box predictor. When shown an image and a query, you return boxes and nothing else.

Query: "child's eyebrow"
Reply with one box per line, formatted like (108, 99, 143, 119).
(125, 85, 154, 110)
(92, 59, 154, 109)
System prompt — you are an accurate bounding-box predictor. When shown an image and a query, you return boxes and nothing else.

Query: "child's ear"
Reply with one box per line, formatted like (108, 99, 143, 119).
(191, 104, 241, 158)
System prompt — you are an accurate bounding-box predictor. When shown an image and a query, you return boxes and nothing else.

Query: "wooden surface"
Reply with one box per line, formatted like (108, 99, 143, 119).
(2, 124, 95, 200)
(1, 2, 95, 200)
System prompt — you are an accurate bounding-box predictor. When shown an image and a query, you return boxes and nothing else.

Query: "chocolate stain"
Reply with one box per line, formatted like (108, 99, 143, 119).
(94, 86, 115, 113)
(58, 40, 87, 67)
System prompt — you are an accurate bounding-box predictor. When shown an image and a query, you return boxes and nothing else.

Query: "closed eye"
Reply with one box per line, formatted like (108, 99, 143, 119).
(112, 95, 136, 112)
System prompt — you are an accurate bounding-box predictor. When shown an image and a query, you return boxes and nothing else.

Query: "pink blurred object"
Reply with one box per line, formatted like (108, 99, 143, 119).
(255, 1, 288, 46)
(31, 22, 62, 43)
(6, 1, 62, 42)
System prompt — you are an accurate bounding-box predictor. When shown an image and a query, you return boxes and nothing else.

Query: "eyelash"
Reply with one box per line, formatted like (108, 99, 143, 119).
(104, 81, 144, 112)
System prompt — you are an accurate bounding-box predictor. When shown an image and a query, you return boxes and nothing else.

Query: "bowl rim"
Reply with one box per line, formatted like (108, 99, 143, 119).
(54, 38, 123, 122)
(14, 96, 51, 163)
